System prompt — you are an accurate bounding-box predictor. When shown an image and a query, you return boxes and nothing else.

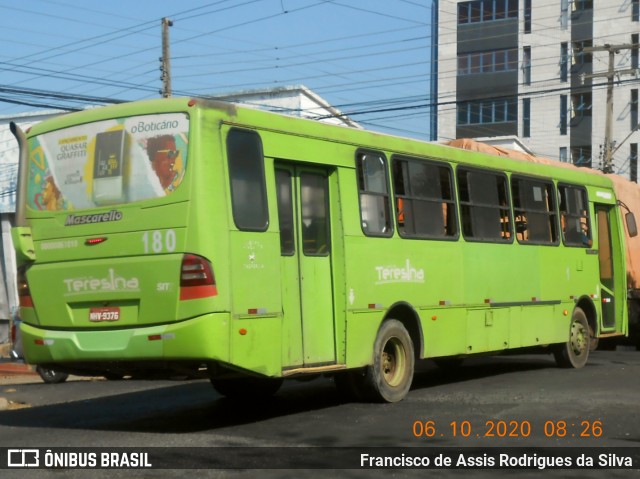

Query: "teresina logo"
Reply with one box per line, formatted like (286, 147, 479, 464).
(64, 268, 139, 294)
(65, 210, 123, 226)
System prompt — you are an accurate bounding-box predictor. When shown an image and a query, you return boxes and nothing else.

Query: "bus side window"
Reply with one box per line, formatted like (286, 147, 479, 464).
(512, 176, 558, 245)
(226, 129, 269, 232)
(559, 184, 591, 247)
(392, 156, 458, 239)
(458, 168, 512, 242)
(356, 151, 392, 237)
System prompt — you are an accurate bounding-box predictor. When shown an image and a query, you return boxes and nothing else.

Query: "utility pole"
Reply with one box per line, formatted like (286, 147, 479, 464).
(581, 43, 638, 173)
(160, 17, 173, 98)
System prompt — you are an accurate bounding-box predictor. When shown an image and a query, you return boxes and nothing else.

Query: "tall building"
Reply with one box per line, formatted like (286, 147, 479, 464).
(435, 0, 640, 180)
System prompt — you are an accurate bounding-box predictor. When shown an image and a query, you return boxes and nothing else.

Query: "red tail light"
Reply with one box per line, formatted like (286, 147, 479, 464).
(17, 266, 33, 308)
(180, 254, 218, 300)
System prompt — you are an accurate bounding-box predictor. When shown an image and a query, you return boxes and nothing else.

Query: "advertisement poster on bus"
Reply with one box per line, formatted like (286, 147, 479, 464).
(25, 113, 189, 211)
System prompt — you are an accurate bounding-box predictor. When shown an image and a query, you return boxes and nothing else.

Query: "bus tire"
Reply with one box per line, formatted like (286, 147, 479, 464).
(36, 366, 69, 384)
(211, 376, 283, 399)
(553, 307, 590, 369)
(361, 319, 414, 403)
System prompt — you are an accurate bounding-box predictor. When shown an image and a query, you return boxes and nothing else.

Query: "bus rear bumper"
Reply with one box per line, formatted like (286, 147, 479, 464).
(19, 313, 230, 367)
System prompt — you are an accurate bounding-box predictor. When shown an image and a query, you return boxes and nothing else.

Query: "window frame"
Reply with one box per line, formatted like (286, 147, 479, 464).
(511, 175, 560, 246)
(558, 183, 592, 247)
(275, 168, 295, 256)
(457, 166, 513, 243)
(391, 155, 459, 241)
(356, 149, 394, 238)
(226, 128, 269, 232)
(300, 171, 331, 257)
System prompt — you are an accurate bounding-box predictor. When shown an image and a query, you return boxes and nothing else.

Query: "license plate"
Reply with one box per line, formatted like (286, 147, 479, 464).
(89, 307, 121, 322)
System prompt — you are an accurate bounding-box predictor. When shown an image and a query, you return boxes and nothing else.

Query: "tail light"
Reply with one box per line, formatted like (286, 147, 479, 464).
(180, 254, 218, 300)
(11, 323, 16, 344)
(17, 266, 33, 308)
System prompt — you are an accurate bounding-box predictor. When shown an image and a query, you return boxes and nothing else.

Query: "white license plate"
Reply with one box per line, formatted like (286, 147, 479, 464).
(89, 307, 121, 322)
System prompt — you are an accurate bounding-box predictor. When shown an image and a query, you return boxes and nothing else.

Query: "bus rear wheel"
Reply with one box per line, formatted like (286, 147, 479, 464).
(36, 366, 69, 384)
(554, 307, 590, 368)
(361, 319, 414, 403)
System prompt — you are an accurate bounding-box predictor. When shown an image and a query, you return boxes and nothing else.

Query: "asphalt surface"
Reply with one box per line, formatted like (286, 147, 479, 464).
(0, 350, 638, 479)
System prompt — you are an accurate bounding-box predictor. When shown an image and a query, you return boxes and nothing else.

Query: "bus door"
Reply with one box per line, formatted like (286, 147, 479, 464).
(595, 204, 620, 330)
(275, 164, 336, 367)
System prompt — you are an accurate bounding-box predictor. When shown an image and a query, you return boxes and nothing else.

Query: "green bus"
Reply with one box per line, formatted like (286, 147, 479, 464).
(10, 97, 636, 402)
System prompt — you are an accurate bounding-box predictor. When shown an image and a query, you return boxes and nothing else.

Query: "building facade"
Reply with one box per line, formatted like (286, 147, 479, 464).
(435, 0, 640, 179)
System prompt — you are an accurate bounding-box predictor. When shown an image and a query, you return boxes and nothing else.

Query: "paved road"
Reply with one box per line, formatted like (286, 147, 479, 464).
(0, 350, 638, 478)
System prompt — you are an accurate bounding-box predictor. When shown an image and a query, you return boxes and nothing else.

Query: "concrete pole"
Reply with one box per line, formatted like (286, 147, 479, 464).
(161, 18, 173, 98)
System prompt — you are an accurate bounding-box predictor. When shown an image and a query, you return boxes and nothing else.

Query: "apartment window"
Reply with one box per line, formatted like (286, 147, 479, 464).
(631, 144, 638, 183)
(392, 157, 458, 239)
(458, 48, 518, 75)
(522, 98, 531, 138)
(458, 0, 518, 24)
(560, 43, 569, 82)
(458, 167, 512, 242)
(572, 40, 593, 66)
(523, 47, 531, 85)
(632, 34, 639, 69)
(633, 0, 639, 21)
(524, 0, 532, 33)
(571, 146, 592, 167)
(632, 89, 638, 130)
(458, 99, 517, 125)
(560, 0, 569, 29)
(571, 92, 592, 118)
(573, 0, 593, 11)
(560, 95, 568, 135)
(559, 147, 568, 163)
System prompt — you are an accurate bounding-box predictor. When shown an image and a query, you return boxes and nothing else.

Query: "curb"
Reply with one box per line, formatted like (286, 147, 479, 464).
(0, 360, 36, 376)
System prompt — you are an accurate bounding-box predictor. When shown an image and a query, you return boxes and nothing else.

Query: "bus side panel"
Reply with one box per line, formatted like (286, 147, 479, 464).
(229, 317, 282, 377)
(345, 312, 381, 368)
(422, 308, 467, 357)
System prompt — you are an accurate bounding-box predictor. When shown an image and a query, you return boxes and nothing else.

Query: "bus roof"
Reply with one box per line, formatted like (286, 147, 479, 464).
(27, 96, 614, 191)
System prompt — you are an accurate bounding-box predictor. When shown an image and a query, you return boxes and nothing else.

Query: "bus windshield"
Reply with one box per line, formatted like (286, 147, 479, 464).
(26, 112, 189, 211)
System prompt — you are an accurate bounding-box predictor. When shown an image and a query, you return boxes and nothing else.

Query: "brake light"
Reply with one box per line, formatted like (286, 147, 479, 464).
(85, 237, 108, 246)
(180, 254, 218, 300)
(17, 266, 33, 308)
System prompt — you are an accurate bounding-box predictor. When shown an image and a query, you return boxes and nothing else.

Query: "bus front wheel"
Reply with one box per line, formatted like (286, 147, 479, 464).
(361, 319, 415, 403)
(554, 307, 590, 368)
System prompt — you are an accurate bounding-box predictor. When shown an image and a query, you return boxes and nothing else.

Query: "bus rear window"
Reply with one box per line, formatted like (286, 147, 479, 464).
(26, 113, 189, 211)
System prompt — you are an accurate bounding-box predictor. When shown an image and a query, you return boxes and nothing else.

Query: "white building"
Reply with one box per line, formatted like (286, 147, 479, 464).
(214, 85, 361, 129)
(435, 0, 639, 179)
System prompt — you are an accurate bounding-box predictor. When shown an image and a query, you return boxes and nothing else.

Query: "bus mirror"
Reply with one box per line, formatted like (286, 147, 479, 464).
(626, 212, 638, 238)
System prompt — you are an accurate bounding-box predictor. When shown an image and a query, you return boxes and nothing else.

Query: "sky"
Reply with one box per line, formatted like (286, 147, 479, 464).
(0, 0, 435, 141)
